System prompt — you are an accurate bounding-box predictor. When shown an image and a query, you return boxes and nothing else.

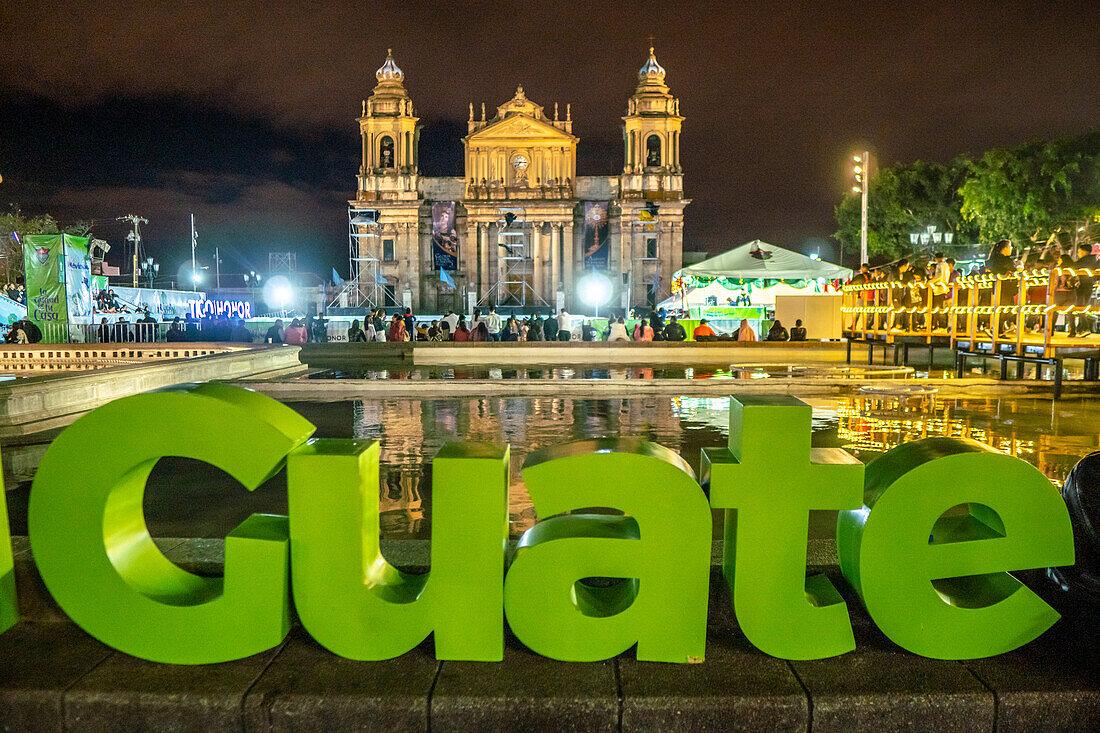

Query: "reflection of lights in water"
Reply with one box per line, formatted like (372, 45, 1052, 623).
(337, 394, 1096, 541)
(834, 396, 1055, 483)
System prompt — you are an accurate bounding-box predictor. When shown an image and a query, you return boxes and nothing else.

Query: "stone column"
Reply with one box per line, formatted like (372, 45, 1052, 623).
(562, 221, 574, 311)
(609, 208, 622, 308)
(479, 223, 489, 305)
(532, 223, 543, 305)
(464, 219, 477, 310)
(551, 225, 561, 306)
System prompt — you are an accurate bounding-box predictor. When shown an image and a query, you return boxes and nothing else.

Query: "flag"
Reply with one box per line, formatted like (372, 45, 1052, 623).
(440, 267, 455, 289)
(332, 267, 344, 285)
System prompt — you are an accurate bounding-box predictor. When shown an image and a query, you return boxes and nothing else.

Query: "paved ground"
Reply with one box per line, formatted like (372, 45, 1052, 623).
(3, 537, 1098, 731)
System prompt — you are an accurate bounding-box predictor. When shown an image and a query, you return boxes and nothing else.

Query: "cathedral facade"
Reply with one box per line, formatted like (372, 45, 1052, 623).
(346, 48, 687, 314)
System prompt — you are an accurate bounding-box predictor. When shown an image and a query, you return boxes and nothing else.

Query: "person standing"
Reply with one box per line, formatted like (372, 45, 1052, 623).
(284, 319, 307, 344)
(442, 309, 459, 334)
(556, 310, 571, 341)
(265, 319, 285, 344)
(486, 306, 503, 341)
(348, 319, 368, 342)
(984, 240, 1018, 334)
(388, 313, 407, 342)
(403, 308, 416, 342)
(929, 253, 951, 331)
(1072, 243, 1097, 337)
(847, 263, 871, 331)
(453, 315, 470, 341)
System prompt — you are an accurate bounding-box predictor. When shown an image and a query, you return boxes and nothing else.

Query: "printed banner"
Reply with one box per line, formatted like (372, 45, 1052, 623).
(63, 236, 93, 342)
(113, 286, 206, 318)
(583, 202, 610, 270)
(23, 234, 69, 340)
(431, 201, 459, 271)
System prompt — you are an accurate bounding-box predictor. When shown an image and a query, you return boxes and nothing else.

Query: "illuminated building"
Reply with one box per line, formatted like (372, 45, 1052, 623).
(344, 48, 688, 313)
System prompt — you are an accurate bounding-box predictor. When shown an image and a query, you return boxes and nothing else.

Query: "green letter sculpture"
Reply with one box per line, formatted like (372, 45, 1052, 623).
(0, 448, 15, 634)
(504, 438, 711, 662)
(29, 383, 313, 664)
(701, 395, 863, 660)
(288, 441, 509, 660)
(837, 437, 1075, 659)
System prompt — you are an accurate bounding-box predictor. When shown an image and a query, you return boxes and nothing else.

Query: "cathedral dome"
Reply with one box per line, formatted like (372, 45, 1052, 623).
(376, 49, 404, 83)
(638, 47, 666, 83)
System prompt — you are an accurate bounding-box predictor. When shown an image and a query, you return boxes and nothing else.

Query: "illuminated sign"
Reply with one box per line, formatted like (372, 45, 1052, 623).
(188, 298, 252, 320)
(2, 387, 1074, 665)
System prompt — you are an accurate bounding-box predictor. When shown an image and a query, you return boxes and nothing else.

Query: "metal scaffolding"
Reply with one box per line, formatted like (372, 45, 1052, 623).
(330, 206, 397, 310)
(480, 205, 548, 307)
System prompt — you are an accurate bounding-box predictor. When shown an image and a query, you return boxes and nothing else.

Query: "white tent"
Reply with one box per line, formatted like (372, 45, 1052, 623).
(663, 241, 850, 311)
(676, 240, 852, 281)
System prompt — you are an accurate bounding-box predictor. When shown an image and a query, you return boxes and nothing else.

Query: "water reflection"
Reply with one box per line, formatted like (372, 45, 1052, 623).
(308, 363, 913, 381)
(328, 394, 1098, 540)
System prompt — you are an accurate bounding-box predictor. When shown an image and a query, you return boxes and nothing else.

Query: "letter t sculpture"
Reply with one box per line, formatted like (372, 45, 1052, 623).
(701, 395, 864, 659)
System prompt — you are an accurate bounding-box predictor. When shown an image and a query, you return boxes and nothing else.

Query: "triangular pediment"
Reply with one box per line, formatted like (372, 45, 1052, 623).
(466, 114, 576, 143)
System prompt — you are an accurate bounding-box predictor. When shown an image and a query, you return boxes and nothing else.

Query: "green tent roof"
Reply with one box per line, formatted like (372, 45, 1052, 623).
(677, 240, 852, 281)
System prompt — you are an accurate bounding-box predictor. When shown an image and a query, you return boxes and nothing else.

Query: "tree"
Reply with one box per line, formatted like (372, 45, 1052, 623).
(834, 158, 975, 263)
(0, 205, 92, 283)
(959, 133, 1100, 249)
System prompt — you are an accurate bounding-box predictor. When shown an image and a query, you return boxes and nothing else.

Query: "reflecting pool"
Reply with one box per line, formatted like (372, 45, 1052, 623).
(306, 362, 916, 381)
(124, 393, 1100, 541)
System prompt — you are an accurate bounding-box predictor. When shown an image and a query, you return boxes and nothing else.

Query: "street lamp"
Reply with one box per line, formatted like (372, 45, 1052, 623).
(909, 224, 954, 252)
(140, 256, 160, 288)
(852, 152, 869, 265)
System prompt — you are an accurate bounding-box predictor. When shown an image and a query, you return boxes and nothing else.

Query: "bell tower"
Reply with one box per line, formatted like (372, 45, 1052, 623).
(619, 46, 687, 310)
(621, 46, 683, 199)
(357, 49, 420, 202)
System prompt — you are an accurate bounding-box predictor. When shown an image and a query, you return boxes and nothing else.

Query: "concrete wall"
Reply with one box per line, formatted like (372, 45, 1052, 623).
(0, 345, 303, 436)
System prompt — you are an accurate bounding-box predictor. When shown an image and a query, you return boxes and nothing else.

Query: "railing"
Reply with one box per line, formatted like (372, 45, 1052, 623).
(28, 321, 255, 345)
(842, 268, 1099, 357)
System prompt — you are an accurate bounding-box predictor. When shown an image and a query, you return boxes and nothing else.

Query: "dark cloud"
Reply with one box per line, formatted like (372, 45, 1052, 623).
(1, 1, 1098, 277)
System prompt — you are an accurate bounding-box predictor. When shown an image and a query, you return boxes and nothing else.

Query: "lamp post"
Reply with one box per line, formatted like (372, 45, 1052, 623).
(909, 225, 953, 253)
(852, 152, 869, 265)
(140, 257, 160, 288)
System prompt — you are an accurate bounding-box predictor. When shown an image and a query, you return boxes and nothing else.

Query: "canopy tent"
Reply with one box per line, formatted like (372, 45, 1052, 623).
(676, 240, 852, 282)
(663, 240, 850, 313)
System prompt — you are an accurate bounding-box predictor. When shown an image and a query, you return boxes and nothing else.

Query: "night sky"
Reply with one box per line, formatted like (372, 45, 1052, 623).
(1, 1, 1097, 283)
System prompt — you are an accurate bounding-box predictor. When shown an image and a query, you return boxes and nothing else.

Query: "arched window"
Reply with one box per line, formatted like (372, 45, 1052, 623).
(379, 136, 395, 169)
(646, 134, 662, 167)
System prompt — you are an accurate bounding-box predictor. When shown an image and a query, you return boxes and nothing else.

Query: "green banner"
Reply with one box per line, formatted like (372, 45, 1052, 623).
(24, 234, 68, 341)
(63, 236, 93, 343)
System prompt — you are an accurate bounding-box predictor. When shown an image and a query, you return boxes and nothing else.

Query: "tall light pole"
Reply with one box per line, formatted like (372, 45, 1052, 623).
(117, 214, 148, 287)
(190, 213, 197, 286)
(852, 152, 869, 265)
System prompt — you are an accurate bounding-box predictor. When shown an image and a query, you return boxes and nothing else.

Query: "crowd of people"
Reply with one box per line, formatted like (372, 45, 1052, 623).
(93, 288, 134, 313)
(2, 283, 26, 305)
(334, 305, 808, 343)
(846, 239, 1099, 338)
(1, 300, 816, 346)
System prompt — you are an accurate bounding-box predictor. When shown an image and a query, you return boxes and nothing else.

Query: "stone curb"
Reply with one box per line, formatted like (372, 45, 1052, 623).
(2, 542, 1098, 730)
